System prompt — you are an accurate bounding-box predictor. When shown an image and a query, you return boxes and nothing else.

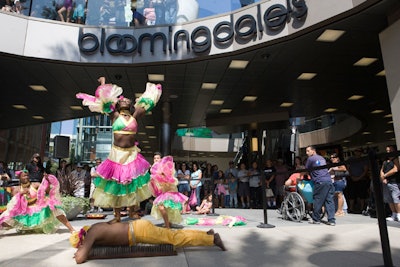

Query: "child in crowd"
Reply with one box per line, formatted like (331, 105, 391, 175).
(228, 173, 238, 208)
(196, 194, 213, 214)
(223, 178, 230, 208)
(214, 170, 226, 208)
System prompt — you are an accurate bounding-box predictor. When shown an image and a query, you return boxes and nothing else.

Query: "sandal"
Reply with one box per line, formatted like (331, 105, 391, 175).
(335, 211, 345, 217)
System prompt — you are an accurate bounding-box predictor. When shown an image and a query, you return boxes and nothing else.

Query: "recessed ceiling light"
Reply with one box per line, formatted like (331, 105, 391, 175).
(201, 83, 217, 90)
(353, 57, 378, 66)
(138, 132, 146, 135)
(32, 115, 44, 119)
(177, 123, 187, 127)
(297, 73, 317, 80)
(30, 85, 47, 91)
(384, 114, 392, 118)
(366, 141, 373, 145)
(146, 111, 152, 115)
(388, 121, 393, 124)
(144, 146, 151, 148)
(316, 29, 345, 42)
(142, 140, 149, 143)
(229, 60, 249, 69)
(149, 136, 157, 139)
(390, 137, 396, 140)
(211, 100, 224, 105)
(362, 131, 371, 135)
(343, 140, 350, 143)
(169, 94, 178, 99)
(13, 105, 27, 109)
(148, 74, 164, 81)
(347, 95, 364, 100)
(371, 109, 384, 114)
(376, 70, 386, 76)
(385, 130, 394, 133)
(145, 125, 155, 129)
(70, 105, 83, 110)
(242, 96, 257, 102)
(280, 102, 293, 107)
(324, 108, 337, 113)
(220, 109, 232, 113)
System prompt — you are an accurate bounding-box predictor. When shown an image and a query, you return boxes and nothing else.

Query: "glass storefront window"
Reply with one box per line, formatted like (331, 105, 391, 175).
(4, 0, 259, 27)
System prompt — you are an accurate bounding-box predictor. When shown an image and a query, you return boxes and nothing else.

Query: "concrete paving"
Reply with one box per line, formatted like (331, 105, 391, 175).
(1, 208, 400, 267)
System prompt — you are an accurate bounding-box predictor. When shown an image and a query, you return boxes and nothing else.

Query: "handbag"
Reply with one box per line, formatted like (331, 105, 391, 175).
(265, 188, 274, 198)
(188, 189, 197, 206)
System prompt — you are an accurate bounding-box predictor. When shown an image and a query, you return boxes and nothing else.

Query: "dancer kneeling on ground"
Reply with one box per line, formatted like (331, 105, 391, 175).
(0, 170, 75, 233)
(70, 219, 226, 264)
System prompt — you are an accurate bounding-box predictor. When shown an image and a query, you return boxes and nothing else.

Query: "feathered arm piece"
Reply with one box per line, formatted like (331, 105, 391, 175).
(134, 82, 162, 113)
(76, 83, 124, 114)
(69, 226, 91, 248)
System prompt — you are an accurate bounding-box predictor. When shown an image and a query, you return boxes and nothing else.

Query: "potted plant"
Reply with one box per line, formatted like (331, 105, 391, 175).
(61, 195, 89, 220)
(57, 167, 90, 220)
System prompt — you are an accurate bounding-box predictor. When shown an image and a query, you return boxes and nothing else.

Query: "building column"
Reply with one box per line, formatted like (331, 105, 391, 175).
(379, 17, 400, 148)
(160, 100, 171, 156)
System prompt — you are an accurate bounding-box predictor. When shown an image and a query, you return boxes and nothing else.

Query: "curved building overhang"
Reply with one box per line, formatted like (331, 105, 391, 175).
(0, 0, 399, 153)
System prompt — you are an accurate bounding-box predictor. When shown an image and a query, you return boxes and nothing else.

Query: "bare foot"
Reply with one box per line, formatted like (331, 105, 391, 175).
(74, 246, 89, 264)
(213, 233, 226, 251)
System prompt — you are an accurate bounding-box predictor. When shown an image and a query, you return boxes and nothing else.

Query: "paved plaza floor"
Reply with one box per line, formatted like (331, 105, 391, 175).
(1, 208, 400, 267)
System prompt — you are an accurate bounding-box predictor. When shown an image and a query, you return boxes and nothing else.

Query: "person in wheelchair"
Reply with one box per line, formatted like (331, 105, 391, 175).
(279, 171, 312, 221)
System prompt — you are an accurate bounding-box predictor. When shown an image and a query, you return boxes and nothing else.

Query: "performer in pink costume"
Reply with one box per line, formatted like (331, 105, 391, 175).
(149, 156, 188, 228)
(76, 77, 162, 221)
(0, 170, 74, 234)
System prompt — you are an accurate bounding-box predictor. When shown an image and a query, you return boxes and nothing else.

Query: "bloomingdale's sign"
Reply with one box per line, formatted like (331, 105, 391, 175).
(78, 0, 307, 55)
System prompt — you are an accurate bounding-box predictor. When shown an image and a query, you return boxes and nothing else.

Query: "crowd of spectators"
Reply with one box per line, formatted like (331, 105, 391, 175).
(1, 146, 398, 220)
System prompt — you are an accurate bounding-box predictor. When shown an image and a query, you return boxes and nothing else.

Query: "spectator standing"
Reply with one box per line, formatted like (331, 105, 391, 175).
(214, 170, 226, 208)
(248, 161, 261, 208)
(228, 173, 238, 208)
(264, 159, 276, 208)
(190, 162, 202, 207)
(164, 0, 177, 23)
(202, 163, 213, 196)
(223, 177, 230, 208)
(237, 162, 250, 208)
(89, 158, 103, 213)
(346, 148, 370, 213)
(274, 159, 288, 208)
(225, 160, 238, 179)
(71, 163, 86, 198)
(305, 145, 336, 226)
(380, 145, 400, 222)
(177, 162, 190, 196)
(328, 153, 348, 216)
(143, 0, 156, 25)
(26, 153, 44, 183)
(57, 0, 73, 22)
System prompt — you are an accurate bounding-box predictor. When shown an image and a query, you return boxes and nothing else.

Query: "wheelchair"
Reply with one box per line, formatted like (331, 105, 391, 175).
(278, 180, 323, 222)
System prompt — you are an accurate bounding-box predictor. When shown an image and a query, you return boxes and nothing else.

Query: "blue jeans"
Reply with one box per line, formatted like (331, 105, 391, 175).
(192, 186, 202, 206)
(312, 181, 335, 222)
(178, 183, 190, 195)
